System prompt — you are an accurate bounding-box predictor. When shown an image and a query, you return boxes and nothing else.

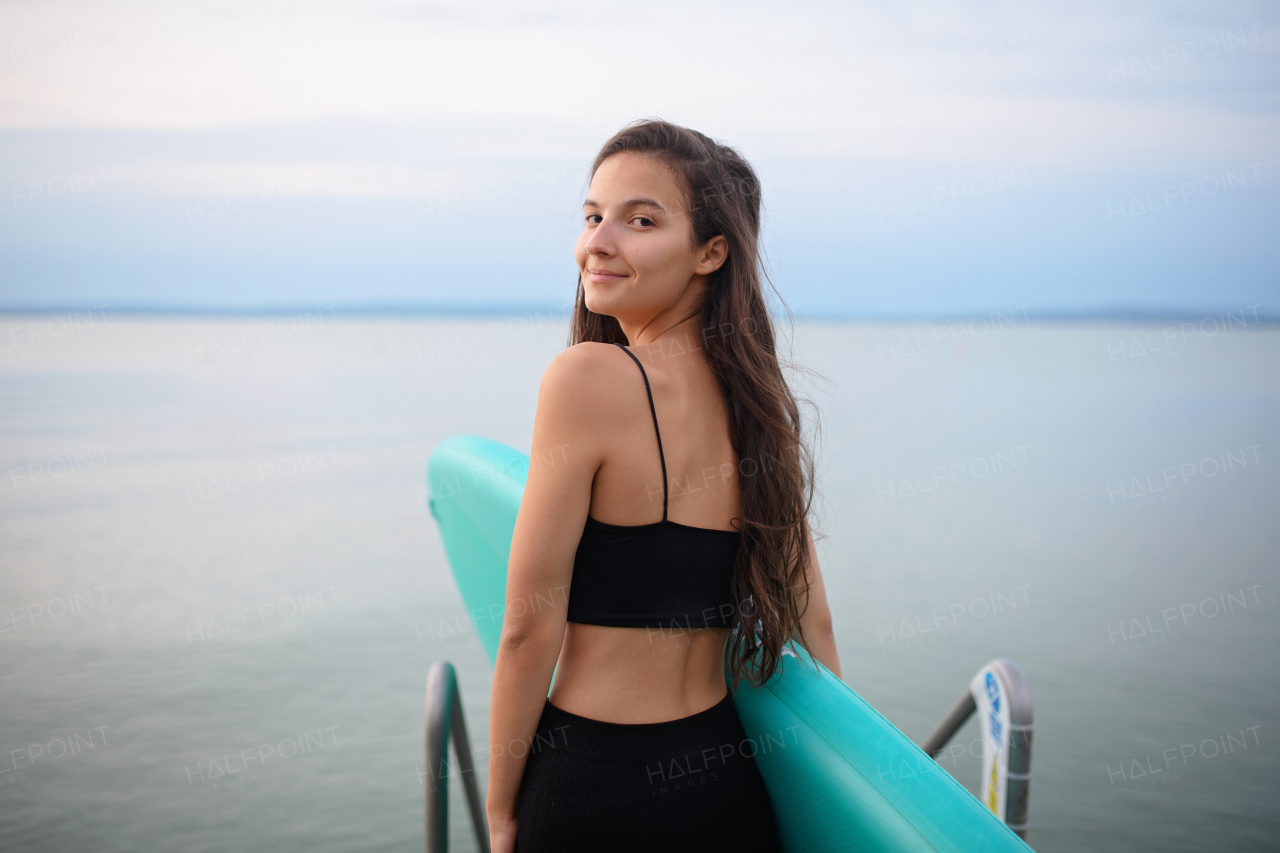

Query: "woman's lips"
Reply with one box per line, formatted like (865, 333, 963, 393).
(586, 269, 628, 282)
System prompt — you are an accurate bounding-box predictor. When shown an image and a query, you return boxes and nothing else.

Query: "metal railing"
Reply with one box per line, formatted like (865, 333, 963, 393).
(425, 661, 490, 853)
(919, 658, 1034, 840)
(424, 656, 1030, 846)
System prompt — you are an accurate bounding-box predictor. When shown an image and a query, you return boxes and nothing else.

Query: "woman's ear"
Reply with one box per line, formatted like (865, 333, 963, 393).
(695, 235, 729, 276)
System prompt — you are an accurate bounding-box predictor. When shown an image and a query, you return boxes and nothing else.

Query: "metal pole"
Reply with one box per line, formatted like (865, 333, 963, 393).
(450, 686, 490, 851)
(425, 662, 451, 853)
(425, 661, 491, 853)
(920, 689, 977, 758)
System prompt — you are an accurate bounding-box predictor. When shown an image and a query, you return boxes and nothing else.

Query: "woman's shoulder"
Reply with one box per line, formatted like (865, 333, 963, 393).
(537, 342, 637, 415)
(541, 342, 631, 387)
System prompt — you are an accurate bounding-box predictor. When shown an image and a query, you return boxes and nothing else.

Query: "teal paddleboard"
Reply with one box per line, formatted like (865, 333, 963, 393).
(428, 435, 1034, 852)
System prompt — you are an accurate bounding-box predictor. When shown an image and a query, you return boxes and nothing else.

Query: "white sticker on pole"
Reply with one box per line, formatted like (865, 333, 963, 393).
(970, 663, 1012, 821)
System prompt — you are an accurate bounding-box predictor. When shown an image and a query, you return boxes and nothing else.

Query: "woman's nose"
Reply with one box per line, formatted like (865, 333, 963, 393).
(584, 223, 615, 258)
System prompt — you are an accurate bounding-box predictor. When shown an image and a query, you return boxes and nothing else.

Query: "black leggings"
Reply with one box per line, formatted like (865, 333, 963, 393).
(514, 692, 780, 852)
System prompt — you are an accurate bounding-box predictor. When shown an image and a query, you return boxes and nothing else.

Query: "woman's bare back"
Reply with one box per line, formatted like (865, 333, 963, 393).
(548, 338, 742, 723)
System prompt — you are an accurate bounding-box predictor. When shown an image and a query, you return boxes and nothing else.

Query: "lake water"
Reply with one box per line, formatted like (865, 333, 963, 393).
(1, 312, 1277, 852)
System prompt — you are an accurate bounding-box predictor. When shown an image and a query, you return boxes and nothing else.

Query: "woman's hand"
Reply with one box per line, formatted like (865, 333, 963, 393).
(488, 812, 518, 853)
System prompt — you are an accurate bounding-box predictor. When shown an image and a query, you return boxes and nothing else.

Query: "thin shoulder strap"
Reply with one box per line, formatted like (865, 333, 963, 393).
(613, 342, 668, 521)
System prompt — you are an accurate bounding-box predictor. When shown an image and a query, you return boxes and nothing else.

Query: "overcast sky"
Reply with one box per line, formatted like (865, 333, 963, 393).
(1, 1, 1276, 315)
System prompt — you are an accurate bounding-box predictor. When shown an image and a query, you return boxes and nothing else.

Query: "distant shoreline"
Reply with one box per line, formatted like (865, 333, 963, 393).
(0, 304, 1275, 325)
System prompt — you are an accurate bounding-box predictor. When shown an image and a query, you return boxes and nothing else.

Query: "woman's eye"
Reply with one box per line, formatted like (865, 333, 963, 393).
(633, 217, 654, 227)
(585, 214, 602, 225)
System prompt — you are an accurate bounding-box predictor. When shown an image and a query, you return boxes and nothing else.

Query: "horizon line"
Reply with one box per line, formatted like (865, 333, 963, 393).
(0, 302, 1274, 325)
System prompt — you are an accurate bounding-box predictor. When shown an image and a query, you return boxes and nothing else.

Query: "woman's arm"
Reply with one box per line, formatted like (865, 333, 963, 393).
(485, 346, 609, 851)
(794, 529, 841, 678)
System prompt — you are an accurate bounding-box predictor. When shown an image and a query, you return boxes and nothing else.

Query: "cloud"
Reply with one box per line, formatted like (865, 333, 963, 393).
(105, 161, 461, 198)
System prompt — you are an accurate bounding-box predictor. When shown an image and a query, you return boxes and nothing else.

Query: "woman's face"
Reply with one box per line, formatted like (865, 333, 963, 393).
(575, 152, 726, 323)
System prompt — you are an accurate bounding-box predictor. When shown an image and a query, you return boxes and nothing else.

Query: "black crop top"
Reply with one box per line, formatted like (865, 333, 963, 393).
(566, 343, 741, 630)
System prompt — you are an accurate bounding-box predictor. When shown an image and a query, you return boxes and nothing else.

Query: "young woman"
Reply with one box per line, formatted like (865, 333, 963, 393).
(485, 120, 841, 853)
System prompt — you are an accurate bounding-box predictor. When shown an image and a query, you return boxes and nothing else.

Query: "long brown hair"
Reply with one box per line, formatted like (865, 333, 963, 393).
(568, 119, 819, 689)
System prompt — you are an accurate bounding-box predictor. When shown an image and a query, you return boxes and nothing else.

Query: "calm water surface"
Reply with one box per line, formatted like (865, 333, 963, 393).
(1, 314, 1277, 851)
